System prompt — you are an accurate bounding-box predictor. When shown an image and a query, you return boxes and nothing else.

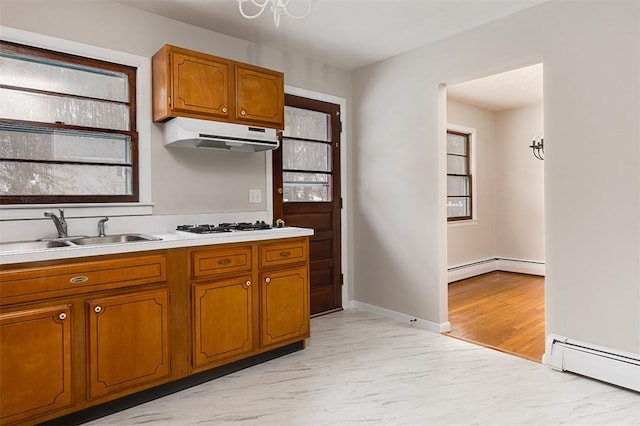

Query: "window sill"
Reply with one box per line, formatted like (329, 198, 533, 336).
(447, 219, 478, 228)
(0, 203, 154, 220)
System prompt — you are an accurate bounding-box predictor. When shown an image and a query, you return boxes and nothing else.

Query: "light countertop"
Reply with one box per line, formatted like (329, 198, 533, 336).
(0, 227, 314, 265)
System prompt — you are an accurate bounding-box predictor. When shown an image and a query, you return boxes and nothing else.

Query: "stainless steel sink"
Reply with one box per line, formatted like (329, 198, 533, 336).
(0, 234, 162, 253)
(70, 233, 162, 246)
(0, 240, 73, 252)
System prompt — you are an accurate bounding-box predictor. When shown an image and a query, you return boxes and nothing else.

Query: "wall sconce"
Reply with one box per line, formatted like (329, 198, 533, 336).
(529, 136, 544, 160)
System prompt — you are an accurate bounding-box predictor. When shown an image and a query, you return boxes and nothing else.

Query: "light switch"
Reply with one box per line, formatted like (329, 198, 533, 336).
(249, 189, 262, 204)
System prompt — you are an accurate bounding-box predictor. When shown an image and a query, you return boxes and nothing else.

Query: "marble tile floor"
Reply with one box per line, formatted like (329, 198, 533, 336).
(86, 309, 639, 426)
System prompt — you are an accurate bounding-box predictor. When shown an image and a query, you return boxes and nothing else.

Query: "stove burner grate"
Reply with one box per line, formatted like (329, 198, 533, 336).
(176, 221, 272, 234)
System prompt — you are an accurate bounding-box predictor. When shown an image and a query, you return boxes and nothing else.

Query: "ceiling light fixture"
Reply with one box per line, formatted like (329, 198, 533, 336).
(237, 0, 313, 28)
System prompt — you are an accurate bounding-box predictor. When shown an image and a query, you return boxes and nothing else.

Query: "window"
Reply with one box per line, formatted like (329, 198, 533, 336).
(0, 40, 138, 204)
(281, 106, 333, 202)
(447, 130, 472, 221)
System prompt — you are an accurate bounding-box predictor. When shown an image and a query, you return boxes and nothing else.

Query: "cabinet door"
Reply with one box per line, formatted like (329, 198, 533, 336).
(0, 305, 72, 424)
(171, 51, 231, 120)
(87, 289, 170, 399)
(260, 266, 309, 347)
(192, 275, 254, 369)
(235, 65, 284, 129)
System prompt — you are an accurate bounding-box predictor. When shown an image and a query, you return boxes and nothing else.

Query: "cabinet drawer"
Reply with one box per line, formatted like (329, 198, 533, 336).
(192, 246, 252, 279)
(259, 239, 308, 269)
(0, 255, 167, 305)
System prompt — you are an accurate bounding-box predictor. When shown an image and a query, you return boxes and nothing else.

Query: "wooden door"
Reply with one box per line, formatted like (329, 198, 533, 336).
(171, 49, 231, 120)
(235, 65, 284, 129)
(192, 275, 254, 369)
(273, 94, 342, 315)
(0, 305, 73, 424)
(259, 266, 309, 347)
(87, 289, 170, 399)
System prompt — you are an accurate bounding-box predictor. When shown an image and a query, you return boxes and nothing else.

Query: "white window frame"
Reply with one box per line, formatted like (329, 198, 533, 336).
(0, 26, 153, 220)
(447, 123, 477, 226)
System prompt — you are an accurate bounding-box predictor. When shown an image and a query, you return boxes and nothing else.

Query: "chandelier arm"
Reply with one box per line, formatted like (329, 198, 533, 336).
(282, 0, 313, 19)
(238, 0, 270, 20)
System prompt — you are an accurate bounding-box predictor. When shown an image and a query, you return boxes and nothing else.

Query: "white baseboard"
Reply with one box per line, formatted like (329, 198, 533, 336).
(348, 301, 450, 333)
(497, 258, 545, 276)
(543, 334, 640, 392)
(448, 258, 545, 282)
(448, 259, 497, 283)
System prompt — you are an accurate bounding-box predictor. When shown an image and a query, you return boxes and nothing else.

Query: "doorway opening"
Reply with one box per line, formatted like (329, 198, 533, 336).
(444, 63, 545, 361)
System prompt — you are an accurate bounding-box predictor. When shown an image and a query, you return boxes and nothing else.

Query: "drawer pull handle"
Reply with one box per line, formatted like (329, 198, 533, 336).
(280, 251, 291, 257)
(94, 306, 102, 313)
(265, 277, 271, 283)
(217, 259, 231, 265)
(58, 313, 67, 321)
(70, 276, 88, 284)
(245, 280, 251, 287)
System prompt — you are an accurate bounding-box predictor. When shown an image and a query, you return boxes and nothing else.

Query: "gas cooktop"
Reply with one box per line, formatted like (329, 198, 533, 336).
(176, 221, 272, 234)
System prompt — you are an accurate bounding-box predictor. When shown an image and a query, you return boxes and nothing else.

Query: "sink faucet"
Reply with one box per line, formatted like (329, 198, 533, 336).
(98, 217, 109, 237)
(44, 209, 68, 239)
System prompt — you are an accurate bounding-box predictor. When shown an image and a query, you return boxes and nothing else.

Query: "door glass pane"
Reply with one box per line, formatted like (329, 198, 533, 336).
(447, 154, 467, 175)
(283, 172, 331, 202)
(0, 162, 132, 196)
(0, 127, 131, 164)
(282, 138, 330, 172)
(283, 106, 329, 141)
(447, 197, 470, 218)
(447, 176, 469, 196)
(447, 133, 467, 155)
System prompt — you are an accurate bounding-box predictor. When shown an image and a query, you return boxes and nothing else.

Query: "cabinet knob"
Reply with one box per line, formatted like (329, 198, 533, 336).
(94, 306, 102, 313)
(240, 109, 246, 116)
(265, 277, 271, 283)
(222, 107, 228, 113)
(245, 280, 251, 287)
(58, 312, 67, 320)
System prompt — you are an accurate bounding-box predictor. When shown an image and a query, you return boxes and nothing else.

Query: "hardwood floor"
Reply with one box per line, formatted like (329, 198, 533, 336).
(445, 271, 545, 362)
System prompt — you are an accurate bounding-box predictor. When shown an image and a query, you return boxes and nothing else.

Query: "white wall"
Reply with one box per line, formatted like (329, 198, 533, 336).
(495, 103, 544, 262)
(0, 0, 350, 215)
(446, 101, 496, 268)
(352, 1, 639, 354)
(447, 101, 544, 270)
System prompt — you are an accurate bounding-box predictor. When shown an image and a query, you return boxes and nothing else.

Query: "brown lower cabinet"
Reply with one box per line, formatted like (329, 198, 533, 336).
(192, 275, 255, 369)
(0, 237, 309, 426)
(0, 305, 73, 425)
(87, 289, 171, 399)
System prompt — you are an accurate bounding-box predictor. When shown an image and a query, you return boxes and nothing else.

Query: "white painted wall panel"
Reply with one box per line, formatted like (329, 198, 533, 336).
(494, 103, 544, 262)
(352, 1, 639, 353)
(446, 101, 496, 268)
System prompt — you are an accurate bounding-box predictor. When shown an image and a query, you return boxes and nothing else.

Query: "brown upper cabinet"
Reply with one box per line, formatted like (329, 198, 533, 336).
(153, 45, 284, 129)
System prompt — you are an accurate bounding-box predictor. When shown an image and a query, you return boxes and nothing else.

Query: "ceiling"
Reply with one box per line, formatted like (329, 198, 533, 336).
(118, 0, 545, 71)
(118, 0, 545, 109)
(447, 63, 543, 112)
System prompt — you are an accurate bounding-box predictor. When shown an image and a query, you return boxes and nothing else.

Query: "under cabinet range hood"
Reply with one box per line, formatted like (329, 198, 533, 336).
(163, 117, 279, 152)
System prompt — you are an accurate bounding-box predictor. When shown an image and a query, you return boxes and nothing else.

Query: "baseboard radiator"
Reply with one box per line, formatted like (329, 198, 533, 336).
(543, 334, 640, 392)
(448, 258, 545, 283)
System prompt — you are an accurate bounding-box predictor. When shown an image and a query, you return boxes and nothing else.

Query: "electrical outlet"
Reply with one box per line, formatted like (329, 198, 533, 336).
(249, 189, 262, 204)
